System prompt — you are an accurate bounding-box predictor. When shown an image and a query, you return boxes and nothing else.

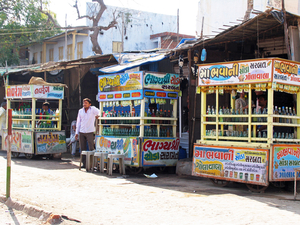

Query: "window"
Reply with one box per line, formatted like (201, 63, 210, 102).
(67, 44, 72, 60)
(77, 42, 83, 59)
(40, 51, 42, 63)
(33, 52, 38, 64)
(49, 49, 54, 61)
(112, 41, 122, 53)
(59, 47, 64, 60)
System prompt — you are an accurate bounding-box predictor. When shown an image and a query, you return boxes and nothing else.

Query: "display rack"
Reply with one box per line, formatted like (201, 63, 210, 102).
(3, 84, 66, 159)
(193, 58, 300, 192)
(95, 71, 180, 170)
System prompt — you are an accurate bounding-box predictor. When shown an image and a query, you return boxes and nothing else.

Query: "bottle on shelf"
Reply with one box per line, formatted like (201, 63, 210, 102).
(159, 109, 163, 124)
(278, 107, 282, 123)
(152, 109, 156, 124)
(147, 109, 151, 124)
(282, 107, 286, 123)
(166, 128, 170, 137)
(293, 107, 297, 124)
(219, 107, 223, 122)
(274, 106, 279, 122)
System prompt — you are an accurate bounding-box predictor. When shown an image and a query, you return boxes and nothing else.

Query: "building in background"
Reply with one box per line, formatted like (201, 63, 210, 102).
(196, 0, 300, 38)
(25, 4, 192, 65)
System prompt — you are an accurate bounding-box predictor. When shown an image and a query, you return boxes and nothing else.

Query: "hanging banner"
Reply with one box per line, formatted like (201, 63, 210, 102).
(98, 71, 143, 92)
(33, 85, 64, 99)
(271, 145, 300, 181)
(273, 59, 300, 86)
(98, 90, 143, 102)
(95, 135, 140, 167)
(192, 145, 269, 186)
(2, 130, 33, 154)
(142, 137, 180, 166)
(6, 85, 32, 99)
(35, 131, 67, 154)
(198, 59, 272, 86)
(6, 85, 64, 99)
(144, 90, 178, 99)
(143, 73, 180, 92)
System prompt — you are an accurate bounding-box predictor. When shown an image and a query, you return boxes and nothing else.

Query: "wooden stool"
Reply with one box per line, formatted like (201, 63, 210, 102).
(107, 154, 125, 176)
(93, 152, 108, 173)
(294, 168, 300, 200)
(79, 151, 95, 172)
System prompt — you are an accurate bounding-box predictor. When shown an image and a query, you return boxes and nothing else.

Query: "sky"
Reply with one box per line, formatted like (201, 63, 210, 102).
(48, 0, 199, 36)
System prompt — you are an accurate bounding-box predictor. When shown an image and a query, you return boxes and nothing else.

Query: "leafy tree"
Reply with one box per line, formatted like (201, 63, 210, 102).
(0, 0, 60, 66)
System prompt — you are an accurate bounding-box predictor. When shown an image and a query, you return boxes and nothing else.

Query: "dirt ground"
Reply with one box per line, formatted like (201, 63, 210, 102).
(1, 150, 300, 225)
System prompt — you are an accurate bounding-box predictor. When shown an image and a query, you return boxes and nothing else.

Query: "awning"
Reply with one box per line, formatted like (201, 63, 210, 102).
(99, 53, 167, 73)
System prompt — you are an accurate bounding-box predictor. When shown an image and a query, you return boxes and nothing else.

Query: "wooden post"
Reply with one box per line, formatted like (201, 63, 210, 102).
(188, 49, 193, 157)
(78, 67, 82, 106)
(6, 109, 12, 199)
(282, 0, 292, 59)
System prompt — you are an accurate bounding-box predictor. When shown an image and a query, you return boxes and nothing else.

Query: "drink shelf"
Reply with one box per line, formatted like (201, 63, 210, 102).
(273, 123, 300, 127)
(218, 136, 249, 140)
(99, 116, 176, 120)
(272, 138, 300, 142)
(218, 122, 249, 125)
(272, 115, 300, 119)
(202, 122, 216, 125)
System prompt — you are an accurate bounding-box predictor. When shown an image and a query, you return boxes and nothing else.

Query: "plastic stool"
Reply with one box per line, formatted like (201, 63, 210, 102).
(294, 168, 300, 200)
(107, 154, 125, 176)
(93, 152, 108, 173)
(79, 150, 95, 172)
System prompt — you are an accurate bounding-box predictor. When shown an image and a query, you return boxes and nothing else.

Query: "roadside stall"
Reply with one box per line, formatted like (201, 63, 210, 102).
(3, 83, 67, 159)
(193, 58, 300, 192)
(95, 71, 180, 173)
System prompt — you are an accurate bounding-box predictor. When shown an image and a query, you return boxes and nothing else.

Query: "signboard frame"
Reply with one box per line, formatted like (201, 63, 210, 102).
(2, 129, 34, 154)
(95, 135, 140, 167)
(192, 144, 269, 186)
(35, 131, 67, 154)
(141, 137, 180, 167)
(270, 144, 300, 182)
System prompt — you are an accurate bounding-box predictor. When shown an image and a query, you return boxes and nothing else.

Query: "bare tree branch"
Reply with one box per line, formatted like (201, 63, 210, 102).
(74, 0, 94, 21)
(40, 0, 119, 54)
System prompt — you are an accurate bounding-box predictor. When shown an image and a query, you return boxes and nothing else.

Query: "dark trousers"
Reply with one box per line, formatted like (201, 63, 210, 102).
(79, 132, 94, 167)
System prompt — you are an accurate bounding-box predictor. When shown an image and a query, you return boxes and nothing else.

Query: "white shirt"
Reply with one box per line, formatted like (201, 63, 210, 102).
(0, 106, 6, 133)
(76, 106, 99, 134)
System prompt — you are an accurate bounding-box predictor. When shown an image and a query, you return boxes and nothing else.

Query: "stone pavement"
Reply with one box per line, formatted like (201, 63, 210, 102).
(1, 150, 300, 225)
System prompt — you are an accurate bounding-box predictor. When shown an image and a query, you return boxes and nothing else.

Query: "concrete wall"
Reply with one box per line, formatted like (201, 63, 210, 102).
(86, 4, 177, 55)
(28, 32, 90, 64)
(28, 4, 176, 64)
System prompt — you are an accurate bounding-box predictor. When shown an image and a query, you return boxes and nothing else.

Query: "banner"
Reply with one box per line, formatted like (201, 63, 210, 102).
(6, 85, 32, 99)
(95, 135, 139, 166)
(273, 59, 300, 86)
(98, 90, 143, 102)
(143, 73, 180, 92)
(35, 131, 66, 154)
(33, 85, 64, 99)
(98, 71, 143, 92)
(6, 85, 64, 99)
(198, 59, 272, 86)
(271, 145, 300, 181)
(142, 138, 180, 166)
(2, 130, 33, 154)
(144, 90, 178, 99)
(192, 145, 269, 186)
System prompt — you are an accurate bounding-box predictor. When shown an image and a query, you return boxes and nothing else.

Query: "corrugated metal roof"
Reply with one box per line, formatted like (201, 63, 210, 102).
(172, 9, 299, 51)
(99, 53, 167, 73)
(0, 54, 117, 76)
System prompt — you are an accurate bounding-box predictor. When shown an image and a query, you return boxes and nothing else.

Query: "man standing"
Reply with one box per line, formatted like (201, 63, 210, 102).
(0, 102, 7, 149)
(75, 98, 99, 167)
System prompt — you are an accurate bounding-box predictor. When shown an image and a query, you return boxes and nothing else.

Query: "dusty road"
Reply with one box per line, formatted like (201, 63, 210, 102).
(1, 150, 300, 225)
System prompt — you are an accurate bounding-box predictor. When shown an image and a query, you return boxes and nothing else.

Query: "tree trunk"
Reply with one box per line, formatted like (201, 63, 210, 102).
(90, 27, 103, 54)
